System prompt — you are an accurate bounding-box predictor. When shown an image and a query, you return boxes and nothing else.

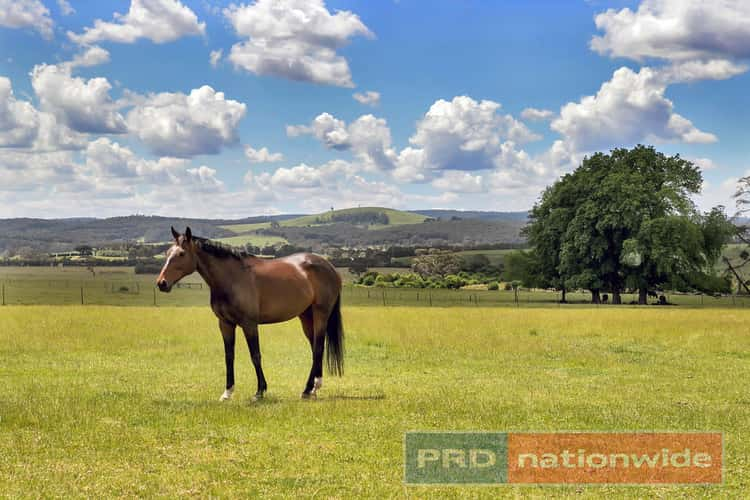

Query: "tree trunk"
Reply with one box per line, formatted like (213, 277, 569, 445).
(591, 289, 601, 304)
(613, 290, 622, 304)
(560, 287, 567, 303)
(638, 287, 648, 305)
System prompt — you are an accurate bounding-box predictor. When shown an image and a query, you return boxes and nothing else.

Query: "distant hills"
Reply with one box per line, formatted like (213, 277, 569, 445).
(0, 207, 529, 255)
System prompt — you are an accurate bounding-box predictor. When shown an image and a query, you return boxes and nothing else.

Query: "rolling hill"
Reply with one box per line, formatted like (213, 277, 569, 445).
(0, 208, 528, 256)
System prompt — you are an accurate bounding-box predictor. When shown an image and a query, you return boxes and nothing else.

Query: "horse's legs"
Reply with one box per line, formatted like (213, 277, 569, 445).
(242, 322, 267, 400)
(301, 305, 328, 398)
(219, 319, 236, 401)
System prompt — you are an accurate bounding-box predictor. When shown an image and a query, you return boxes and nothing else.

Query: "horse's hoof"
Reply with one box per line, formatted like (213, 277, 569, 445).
(300, 391, 316, 399)
(219, 387, 234, 401)
(252, 392, 264, 402)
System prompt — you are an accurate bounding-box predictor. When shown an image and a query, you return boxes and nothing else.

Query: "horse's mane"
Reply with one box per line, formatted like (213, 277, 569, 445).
(193, 236, 254, 260)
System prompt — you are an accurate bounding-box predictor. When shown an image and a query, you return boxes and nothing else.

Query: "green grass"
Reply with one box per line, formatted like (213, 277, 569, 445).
(218, 221, 273, 233)
(220, 207, 426, 234)
(2, 266, 750, 308)
(1, 306, 749, 497)
(214, 234, 288, 247)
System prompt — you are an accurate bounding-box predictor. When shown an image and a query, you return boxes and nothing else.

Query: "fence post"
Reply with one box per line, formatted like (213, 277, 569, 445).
(80, 286, 84, 305)
(429, 291, 432, 306)
(2, 283, 4, 306)
(153, 287, 157, 306)
(382, 290, 386, 306)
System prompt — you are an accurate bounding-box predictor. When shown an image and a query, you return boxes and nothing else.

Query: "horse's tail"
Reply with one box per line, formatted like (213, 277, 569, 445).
(325, 294, 344, 376)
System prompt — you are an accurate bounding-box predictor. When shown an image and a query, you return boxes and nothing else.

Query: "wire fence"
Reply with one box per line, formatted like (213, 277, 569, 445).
(1, 279, 748, 309)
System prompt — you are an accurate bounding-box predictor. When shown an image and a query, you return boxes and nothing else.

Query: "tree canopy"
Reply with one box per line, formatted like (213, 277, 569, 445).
(524, 145, 733, 303)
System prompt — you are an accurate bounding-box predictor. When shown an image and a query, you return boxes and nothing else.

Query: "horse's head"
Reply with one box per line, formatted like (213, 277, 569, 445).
(156, 226, 198, 293)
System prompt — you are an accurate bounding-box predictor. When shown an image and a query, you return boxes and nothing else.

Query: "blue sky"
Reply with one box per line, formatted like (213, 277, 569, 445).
(0, 0, 748, 218)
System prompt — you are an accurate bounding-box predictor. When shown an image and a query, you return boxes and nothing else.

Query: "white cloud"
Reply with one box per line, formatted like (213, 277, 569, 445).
(0, 77, 39, 148)
(69, 0, 205, 45)
(288, 112, 397, 170)
(67, 46, 111, 69)
(57, 0, 74, 16)
(691, 157, 718, 171)
(431, 171, 485, 193)
(244, 145, 283, 163)
(694, 174, 746, 213)
(396, 96, 541, 181)
(591, 0, 750, 62)
(551, 66, 716, 154)
(224, 0, 373, 87)
(0, 150, 82, 192)
(126, 85, 246, 157)
(0, 0, 53, 39)
(245, 160, 403, 212)
(31, 63, 127, 135)
(353, 90, 380, 106)
(521, 107, 554, 122)
(0, 75, 87, 151)
(209, 49, 223, 67)
(659, 59, 748, 83)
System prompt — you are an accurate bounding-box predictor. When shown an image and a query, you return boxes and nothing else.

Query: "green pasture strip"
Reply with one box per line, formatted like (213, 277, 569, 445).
(0, 306, 748, 497)
(1, 266, 748, 308)
(214, 234, 288, 247)
(219, 222, 273, 234)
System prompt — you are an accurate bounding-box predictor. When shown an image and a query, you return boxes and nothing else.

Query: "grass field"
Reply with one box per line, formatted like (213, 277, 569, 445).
(214, 234, 288, 247)
(2, 266, 749, 308)
(220, 207, 427, 235)
(1, 306, 749, 497)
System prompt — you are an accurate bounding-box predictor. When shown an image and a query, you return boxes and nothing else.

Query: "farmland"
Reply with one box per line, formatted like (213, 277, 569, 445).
(1, 306, 749, 497)
(1, 266, 748, 308)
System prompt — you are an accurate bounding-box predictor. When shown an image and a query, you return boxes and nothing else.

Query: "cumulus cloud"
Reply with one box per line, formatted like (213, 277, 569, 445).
(0, 0, 53, 39)
(659, 59, 748, 83)
(288, 112, 397, 170)
(521, 107, 554, 122)
(31, 63, 127, 135)
(209, 49, 223, 67)
(0, 75, 88, 151)
(353, 90, 380, 106)
(551, 66, 716, 154)
(57, 0, 74, 16)
(68, 0, 205, 45)
(67, 46, 111, 70)
(431, 171, 485, 193)
(0, 150, 82, 192)
(395, 96, 541, 181)
(591, 0, 750, 62)
(126, 85, 247, 157)
(690, 157, 718, 171)
(245, 145, 283, 163)
(224, 0, 373, 87)
(0, 77, 39, 148)
(245, 160, 403, 212)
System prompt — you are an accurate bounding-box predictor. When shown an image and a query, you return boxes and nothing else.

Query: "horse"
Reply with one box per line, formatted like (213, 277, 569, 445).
(156, 227, 344, 400)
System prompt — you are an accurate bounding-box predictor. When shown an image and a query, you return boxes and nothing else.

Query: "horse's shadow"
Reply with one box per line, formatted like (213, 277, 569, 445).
(149, 392, 385, 408)
(325, 393, 386, 401)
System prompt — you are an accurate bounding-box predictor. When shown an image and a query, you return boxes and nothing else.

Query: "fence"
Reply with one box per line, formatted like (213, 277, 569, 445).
(0, 279, 748, 308)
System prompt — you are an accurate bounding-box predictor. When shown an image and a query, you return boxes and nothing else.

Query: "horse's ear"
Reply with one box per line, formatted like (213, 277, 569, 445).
(185, 227, 192, 242)
(171, 226, 179, 240)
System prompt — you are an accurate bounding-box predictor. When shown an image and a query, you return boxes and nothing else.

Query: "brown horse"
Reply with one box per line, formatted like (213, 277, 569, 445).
(156, 227, 343, 400)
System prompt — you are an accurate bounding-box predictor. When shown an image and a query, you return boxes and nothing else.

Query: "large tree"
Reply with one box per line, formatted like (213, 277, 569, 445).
(526, 145, 732, 304)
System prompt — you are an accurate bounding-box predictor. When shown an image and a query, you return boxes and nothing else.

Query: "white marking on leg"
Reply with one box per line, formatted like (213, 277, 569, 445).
(312, 376, 323, 394)
(219, 386, 234, 401)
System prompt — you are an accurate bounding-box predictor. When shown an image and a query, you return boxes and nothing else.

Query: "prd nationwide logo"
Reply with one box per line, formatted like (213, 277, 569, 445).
(404, 432, 723, 485)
